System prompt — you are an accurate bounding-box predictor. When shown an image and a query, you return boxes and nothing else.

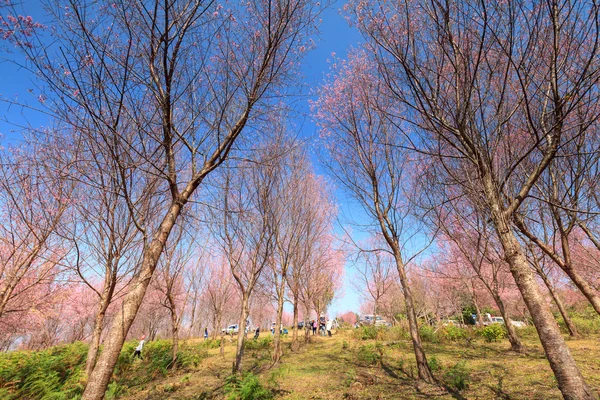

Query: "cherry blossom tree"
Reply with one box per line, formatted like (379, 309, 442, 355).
(213, 154, 276, 373)
(7, 0, 323, 395)
(339, 1, 600, 396)
(314, 50, 436, 382)
(0, 141, 73, 335)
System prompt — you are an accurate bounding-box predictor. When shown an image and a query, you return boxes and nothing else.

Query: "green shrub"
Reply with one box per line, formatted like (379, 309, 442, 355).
(419, 325, 438, 343)
(176, 348, 208, 369)
(440, 325, 469, 342)
(356, 344, 382, 366)
(517, 325, 537, 338)
(244, 336, 272, 350)
(200, 339, 221, 349)
(571, 316, 600, 335)
(0, 341, 88, 400)
(352, 325, 380, 340)
(476, 324, 506, 342)
(386, 325, 410, 341)
(444, 361, 470, 391)
(105, 382, 125, 400)
(342, 340, 349, 350)
(427, 355, 442, 372)
(225, 373, 273, 400)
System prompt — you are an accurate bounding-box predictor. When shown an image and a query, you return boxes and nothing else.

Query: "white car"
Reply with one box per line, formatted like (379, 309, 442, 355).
(360, 315, 391, 327)
(222, 324, 239, 335)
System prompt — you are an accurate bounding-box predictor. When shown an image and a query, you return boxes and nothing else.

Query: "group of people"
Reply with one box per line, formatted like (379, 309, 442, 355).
(132, 315, 337, 359)
(308, 315, 334, 337)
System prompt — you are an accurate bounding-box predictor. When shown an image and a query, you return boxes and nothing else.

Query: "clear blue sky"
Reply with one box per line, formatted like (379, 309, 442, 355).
(0, 0, 365, 316)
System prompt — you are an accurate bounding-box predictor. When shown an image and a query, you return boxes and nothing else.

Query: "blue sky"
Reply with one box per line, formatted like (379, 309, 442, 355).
(0, 0, 365, 316)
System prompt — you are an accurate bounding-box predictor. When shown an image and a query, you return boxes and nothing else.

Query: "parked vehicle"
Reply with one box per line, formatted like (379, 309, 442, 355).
(510, 320, 527, 328)
(222, 324, 239, 335)
(359, 315, 392, 327)
(441, 319, 466, 328)
(480, 314, 526, 328)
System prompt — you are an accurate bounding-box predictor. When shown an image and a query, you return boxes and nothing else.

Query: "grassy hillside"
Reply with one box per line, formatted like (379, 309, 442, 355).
(1, 327, 599, 399)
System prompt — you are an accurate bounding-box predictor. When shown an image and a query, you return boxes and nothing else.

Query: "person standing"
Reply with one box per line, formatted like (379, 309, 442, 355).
(254, 326, 260, 340)
(326, 319, 333, 337)
(204, 327, 209, 340)
(311, 320, 317, 335)
(133, 335, 145, 359)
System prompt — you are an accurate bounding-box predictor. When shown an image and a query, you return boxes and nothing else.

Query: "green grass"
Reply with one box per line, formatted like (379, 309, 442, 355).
(1, 328, 599, 399)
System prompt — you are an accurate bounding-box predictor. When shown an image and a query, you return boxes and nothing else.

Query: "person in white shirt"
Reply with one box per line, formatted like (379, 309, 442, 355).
(326, 319, 333, 337)
(133, 335, 146, 359)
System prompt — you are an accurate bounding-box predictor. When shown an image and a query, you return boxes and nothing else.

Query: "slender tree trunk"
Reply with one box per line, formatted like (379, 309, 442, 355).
(473, 296, 485, 327)
(491, 291, 523, 352)
(272, 283, 285, 364)
(188, 295, 197, 339)
(85, 288, 112, 378)
(233, 294, 250, 373)
(393, 249, 434, 383)
(291, 295, 300, 352)
(537, 269, 579, 338)
(214, 314, 221, 340)
(491, 211, 594, 399)
(220, 331, 226, 357)
(82, 202, 183, 400)
(168, 296, 179, 368)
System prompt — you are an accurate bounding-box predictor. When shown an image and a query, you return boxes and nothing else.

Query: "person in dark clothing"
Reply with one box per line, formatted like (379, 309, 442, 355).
(254, 326, 260, 340)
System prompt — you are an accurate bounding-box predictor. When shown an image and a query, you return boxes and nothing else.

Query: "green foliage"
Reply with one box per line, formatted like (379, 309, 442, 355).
(200, 339, 221, 349)
(225, 373, 273, 400)
(341, 340, 349, 350)
(356, 344, 383, 366)
(570, 316, 600, 335)
(0, 339, 209, 399)
(440, 325, 470, 342)
(0, 341, 88, 400)
(443, 361, 470, 391)
(352, 325, 379, 340)
(462, 306, 477, 325)
(244, 336, 272, 350)
(386, 325, 410, 341)
(104, 382, 125, 400)
(418, 325, 438, 343)
(516, 325, 537, 338)
(176, 347, 208, 369)
(476, 324, 506, 343)
(427, 355, 442, 372)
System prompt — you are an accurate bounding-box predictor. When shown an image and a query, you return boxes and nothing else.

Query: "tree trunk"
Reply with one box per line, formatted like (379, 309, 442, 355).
(291, 295, 300, 352)
(516, 220, 600, 316)
(393, 249, 434, 383)
(188, 295, 197, 339)
(232, 294, 250, 374)
(558, 265, 600, 316)
(537, 268, 578, 338)
(491, 291, 523, 352)
(82, 202, 183, 400)
(491, 212, 594, 399)
(168, 296, 179, 368)
(85, 288, 112, 378)
(304, 316, 311, 343)
(473, 296, 485, 327)
(220, 331, 225, 357)
(272, 283, 285, 364)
